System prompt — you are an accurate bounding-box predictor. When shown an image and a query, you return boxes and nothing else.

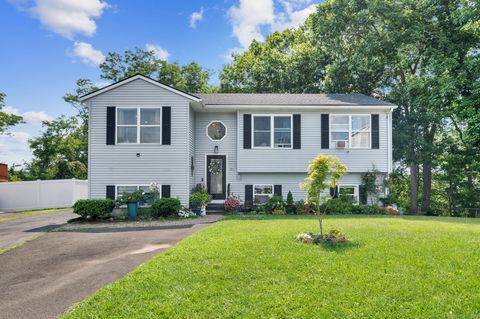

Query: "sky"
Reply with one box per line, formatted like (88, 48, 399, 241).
(0, 0, 321, 166)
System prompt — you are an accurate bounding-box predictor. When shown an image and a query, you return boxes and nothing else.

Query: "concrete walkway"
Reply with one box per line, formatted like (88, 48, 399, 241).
(0, 208, 76, 251)
(0, 215, 221, 319)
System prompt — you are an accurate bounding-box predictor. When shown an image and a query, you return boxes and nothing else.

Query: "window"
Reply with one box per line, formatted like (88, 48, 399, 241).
(117, 107, 161, 144)
(207, 121, 226, 141)
(253, 184, 273, 204)
(116, 185, 154, 206)
(338, 185, 358, 203)
(330, 115, 370, 148)
(253, 115, 292, 148)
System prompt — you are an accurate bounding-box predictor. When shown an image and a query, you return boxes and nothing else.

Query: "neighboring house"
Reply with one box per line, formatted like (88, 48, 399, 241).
(79, 74, 396, 207)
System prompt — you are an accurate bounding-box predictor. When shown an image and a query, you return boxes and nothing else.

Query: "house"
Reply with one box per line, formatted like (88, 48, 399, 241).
(79, 74, 396, 207)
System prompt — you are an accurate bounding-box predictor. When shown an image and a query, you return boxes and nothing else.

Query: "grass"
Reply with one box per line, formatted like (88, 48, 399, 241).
(0, 208, 66, 223)
(63, 215, 480, 318)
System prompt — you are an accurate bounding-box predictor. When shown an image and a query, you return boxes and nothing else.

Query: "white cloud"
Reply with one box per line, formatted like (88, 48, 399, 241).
(145, 43, 170, 61)
(0, 132, 32, 144)
(223, 47, 246, 63)
(29, 0, 109, 39)
(272, 0, 316, 31)
(3, 106, 50, 124)
(72, 41, 105, 65)
(228, 0, 275, 48)
(189, 7, 204, 29)
(226, 0, 318, 55)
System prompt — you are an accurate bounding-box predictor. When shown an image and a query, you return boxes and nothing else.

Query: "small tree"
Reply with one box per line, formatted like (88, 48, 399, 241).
(300, 155, 346, 238)
(286, 191, 294, 214)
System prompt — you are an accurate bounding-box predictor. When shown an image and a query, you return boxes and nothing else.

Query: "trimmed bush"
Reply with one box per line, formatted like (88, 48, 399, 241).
(151, 198, 182, 217)
(265, 195, 285, 214)
(73, 199, 116, 219)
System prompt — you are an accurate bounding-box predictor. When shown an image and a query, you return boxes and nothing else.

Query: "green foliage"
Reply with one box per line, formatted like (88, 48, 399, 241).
(63, 216, 480, 319)
(286, 191, 294, 214)
(73, 199, 116, 219)
(265, 195, 285, 214)
(116, 190, 145, 206)
(26, 116, 87, 180)
(0, 92, 23, 135)
(151, 198, 182, 218)
(361, 168, 380, 199)
(301, 155, 346, 210)
(220, 28, 324, 93)
(189, 191, 210, 208)
(99, 48, 212, 93)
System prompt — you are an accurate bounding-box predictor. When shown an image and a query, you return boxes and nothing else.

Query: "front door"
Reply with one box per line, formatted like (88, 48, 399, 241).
(206, 155, 226, 200)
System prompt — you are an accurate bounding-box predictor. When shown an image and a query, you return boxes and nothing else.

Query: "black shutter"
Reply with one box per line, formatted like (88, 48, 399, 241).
(245, 185, 253, 203)
(293, 114, 301, 149)
(274, 185, 282, 197)
(371, 114, 379, 149)
(359, 185, 367, 204)
(162, 107, 171, 145)
(106, 185, 115, 199)
(161, 185, 171, 198)
(106, 107, 116, 145)
(321, 114, 329, 149)
(329, 186, 338, 199)
(243, 114, 252, 149)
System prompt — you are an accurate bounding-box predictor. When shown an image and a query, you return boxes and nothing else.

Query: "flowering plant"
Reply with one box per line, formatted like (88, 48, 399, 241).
(178, 206, 197, 218)
(116, 190, 145, 206)
(224, 196, 241, 212)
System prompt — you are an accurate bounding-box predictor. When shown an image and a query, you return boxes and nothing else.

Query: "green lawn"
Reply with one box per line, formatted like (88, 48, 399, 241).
(63, 215, 480, 318)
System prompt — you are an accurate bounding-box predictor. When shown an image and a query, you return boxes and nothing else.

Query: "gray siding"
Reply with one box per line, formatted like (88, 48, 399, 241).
(194, 112, 237, 191)
(188, 107, 196, 190)
(87, 78, 190, 205)
(230, 173, 364, 202)
(237, 110, 390, 173)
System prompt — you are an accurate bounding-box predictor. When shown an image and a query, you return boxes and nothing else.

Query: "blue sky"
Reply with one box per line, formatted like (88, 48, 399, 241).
(0, 0, 320, 166)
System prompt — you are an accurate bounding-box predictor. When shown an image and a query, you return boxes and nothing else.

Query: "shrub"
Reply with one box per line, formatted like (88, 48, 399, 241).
(151, 198, 181, 217)
(321, 198, 354, 214)
(224, 196, 241, 212)
(272, 209, 286, 215)
(190, 191, 210, 208)
(73, 199, 116, 219)
(286, 191, 295, 214)
(178, 206, 196, 218)
(293, 199, 315, 214)
(265, 195, 285, 214)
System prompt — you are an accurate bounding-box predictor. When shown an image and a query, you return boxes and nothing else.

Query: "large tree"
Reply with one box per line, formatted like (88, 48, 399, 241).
(220, 28, 325, 93)
(100, 48, 213, 93)
(308, 0, 479, 213)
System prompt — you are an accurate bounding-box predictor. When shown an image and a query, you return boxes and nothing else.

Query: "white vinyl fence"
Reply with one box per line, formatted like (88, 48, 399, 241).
(0, 179, 88, 212)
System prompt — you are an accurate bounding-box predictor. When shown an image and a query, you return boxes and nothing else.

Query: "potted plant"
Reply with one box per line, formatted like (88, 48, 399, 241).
(190, 190, 210, 216)
(116, 190, 145, 219)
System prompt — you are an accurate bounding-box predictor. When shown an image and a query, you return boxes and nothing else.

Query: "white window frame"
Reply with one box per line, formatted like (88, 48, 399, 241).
(115, 184, 160, 206)
(206, 120, 227, 141)
(116, 107, 162, 144)
(253, 184, 274, 204)
(330, 114, 371, 149)
(338, 185, 359, 204)
(252, 114, 293, 149)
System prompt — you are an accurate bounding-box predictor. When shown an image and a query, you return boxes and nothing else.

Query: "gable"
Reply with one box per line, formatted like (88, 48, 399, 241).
(79, 75, 201, 103)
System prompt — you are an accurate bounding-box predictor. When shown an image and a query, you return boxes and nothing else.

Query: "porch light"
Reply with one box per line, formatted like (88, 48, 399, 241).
(214, 145, 219, 154)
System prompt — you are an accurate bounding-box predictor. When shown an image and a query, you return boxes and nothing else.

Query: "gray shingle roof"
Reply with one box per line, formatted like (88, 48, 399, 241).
(195, 93, 394, 106)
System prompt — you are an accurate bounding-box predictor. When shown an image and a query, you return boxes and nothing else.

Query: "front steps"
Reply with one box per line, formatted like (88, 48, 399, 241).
(206, 203, 225, 214)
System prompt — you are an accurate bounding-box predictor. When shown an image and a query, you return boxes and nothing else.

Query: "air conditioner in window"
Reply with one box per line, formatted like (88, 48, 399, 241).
(335, 140, 347, 149)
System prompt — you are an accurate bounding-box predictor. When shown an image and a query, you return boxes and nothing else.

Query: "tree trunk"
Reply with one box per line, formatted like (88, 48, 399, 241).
(421, 162, 432, 214)
(409, 162, 419, 214)
(420, 125, 436, 214)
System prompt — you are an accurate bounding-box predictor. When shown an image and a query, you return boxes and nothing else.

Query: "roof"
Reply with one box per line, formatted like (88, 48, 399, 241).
(78, 74, 201, 102)
(195, 93, 395, 106)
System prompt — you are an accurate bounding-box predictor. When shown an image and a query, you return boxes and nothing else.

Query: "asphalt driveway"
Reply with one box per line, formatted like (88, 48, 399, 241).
(0, 208, 76, 251)
(0, 215, 221, 319)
